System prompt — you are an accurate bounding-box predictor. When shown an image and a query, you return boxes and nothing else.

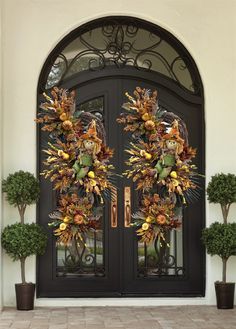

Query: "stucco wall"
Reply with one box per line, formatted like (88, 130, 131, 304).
(0, 0, 3, 312)
(1, 0, 236, 306)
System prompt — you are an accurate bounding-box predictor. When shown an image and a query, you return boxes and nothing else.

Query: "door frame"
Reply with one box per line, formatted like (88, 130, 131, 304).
(36, 66, 205, 298)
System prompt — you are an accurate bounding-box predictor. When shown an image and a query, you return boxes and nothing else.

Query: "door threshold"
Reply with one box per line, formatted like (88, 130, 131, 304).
(35, 297, 206, 307)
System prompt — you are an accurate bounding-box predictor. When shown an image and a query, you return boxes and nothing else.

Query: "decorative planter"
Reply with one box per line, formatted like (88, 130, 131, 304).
(215, 281, 235, 309)
(15, 283, 35, 310)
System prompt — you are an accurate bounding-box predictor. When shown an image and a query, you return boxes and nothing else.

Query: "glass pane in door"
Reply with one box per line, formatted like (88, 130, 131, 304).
(56, 224, 105, 277)
(137, 227, 184, 277)
(78, 97, 104, 122)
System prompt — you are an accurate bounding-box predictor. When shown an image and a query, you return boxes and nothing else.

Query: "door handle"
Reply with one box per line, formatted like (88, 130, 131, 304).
(124, 186, 131, 227)
(111, 187, 117, 228)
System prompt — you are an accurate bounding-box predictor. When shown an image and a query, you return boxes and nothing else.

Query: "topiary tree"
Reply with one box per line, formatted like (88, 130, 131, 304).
(2, 170, 40, 223)
(202, 222, 236, 282)
(207, 173, 236, 223)
(1, 223, 47, 284)
(203, 173, 236, 284)
(2, 171, 47, 285)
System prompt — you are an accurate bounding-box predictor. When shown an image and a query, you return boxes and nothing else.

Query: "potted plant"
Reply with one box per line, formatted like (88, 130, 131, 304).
(1, 171, 47, 310)
(202, 173, 236, 309)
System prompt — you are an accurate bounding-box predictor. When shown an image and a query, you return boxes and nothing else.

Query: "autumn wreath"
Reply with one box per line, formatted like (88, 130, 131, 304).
(117, 87, 200, 245)
(36, 87, 115, 245)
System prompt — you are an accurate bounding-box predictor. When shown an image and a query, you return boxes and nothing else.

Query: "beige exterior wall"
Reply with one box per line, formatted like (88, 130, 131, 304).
(1, 0, 236, 306)
(0, 0, 2, 312)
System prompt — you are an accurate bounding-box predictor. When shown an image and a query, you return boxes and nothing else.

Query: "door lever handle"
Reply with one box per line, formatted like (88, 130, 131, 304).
(124, 186, 131, 227)
(111, 187, 117, 228)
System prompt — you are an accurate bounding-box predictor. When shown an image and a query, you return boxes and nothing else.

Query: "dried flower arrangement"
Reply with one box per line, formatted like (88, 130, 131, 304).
(117, 87, 200, 245)
(36, 87, 115, 246)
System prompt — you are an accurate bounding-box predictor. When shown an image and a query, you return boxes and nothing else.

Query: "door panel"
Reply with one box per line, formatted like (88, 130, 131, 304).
(120, 79, 205, 296)
(37, 80, 121, 297)
(37, 74, 205, 297)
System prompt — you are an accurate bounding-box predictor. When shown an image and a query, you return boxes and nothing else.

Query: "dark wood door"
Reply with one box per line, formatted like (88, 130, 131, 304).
(37, 70, 205, 297)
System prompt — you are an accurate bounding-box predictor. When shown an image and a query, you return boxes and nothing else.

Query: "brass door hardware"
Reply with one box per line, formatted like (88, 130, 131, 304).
(110, 187, 117, 228)
(124, 186, 131, 227)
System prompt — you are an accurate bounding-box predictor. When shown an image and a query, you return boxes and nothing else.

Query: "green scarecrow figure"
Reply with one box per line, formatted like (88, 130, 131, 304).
(73, 120, 102, 180)
(155, 120, 185, 180)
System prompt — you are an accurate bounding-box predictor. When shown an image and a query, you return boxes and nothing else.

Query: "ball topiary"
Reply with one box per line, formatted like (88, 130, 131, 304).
(1, 223, 47, 284)
(2, 171, 40, 223)
(207, 173, 236, 205)
(202, 222, 236, 282)
(202, 222, 236, 259)
(207, 173, 236, 223)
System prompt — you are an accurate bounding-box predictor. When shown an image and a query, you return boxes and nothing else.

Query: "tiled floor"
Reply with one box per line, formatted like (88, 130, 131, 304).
(0, 306, 235, 329)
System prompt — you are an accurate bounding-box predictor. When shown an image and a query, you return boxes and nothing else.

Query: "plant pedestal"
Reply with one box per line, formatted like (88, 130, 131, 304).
(15, 283, 35, 310)
(215, 282, 235, 309)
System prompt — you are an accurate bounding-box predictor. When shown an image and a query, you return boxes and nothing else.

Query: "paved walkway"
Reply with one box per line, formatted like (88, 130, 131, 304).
(0, 306, 235, 329)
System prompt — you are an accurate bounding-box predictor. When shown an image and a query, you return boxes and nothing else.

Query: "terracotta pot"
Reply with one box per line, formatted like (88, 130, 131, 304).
(15, 283, 35, 310)
(215, 281, 235, 309)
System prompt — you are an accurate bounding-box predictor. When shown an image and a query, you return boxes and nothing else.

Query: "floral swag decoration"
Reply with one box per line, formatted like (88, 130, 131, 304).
(117, 87, 200, 245)
(36, 87, 115, 246)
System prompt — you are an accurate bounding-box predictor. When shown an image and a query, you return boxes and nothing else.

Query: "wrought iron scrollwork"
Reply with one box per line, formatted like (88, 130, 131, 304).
(57, 231, 105, 277)
(138, 231, 184, 277)
(46, 20, 199, 93)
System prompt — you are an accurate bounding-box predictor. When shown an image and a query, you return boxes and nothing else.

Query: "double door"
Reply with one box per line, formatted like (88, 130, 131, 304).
(37, 71, 205, 297)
